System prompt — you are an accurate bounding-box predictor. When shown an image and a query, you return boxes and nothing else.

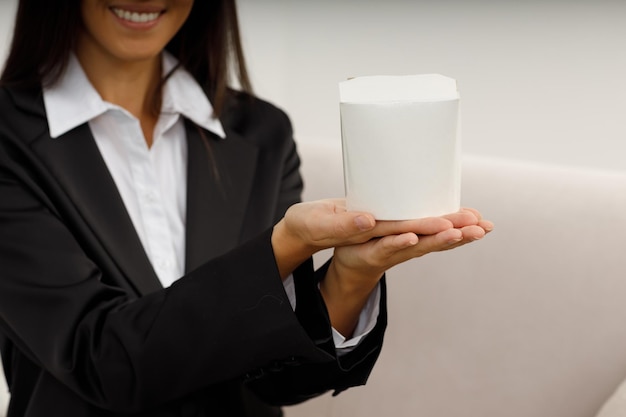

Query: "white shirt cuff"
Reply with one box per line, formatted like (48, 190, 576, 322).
(283, 274, 381, 352)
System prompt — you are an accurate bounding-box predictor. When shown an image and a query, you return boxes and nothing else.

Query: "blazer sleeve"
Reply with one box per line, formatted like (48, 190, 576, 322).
(239, 104, 388, 405)
(245, 259, 388, 405)
(0, 145, 331, 413)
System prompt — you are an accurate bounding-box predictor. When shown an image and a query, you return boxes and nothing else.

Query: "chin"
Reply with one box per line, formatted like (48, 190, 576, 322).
(114, 43, 167, 63)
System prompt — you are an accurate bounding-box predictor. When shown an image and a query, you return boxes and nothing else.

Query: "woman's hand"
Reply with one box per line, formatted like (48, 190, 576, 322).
(320, 208, 493, 336)
(331, 208, 492, 283)
(271, 199, 456, 279)
(271, 198, 493, 337)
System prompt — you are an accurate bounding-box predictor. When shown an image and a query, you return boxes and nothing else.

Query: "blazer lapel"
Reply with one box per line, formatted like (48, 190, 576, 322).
(34, 125, 163, 295)
(184, 120, 259, 272)
(9, 88, 261, 291)
(11, 89, 163, 296)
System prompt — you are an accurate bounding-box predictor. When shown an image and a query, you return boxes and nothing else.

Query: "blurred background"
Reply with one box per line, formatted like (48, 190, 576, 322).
(239, 0, 626, 172)
(1, 2, 625, 416)
(1, 0, 625, 173)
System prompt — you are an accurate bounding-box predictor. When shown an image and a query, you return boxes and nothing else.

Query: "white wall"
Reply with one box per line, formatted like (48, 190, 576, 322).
(237, 0, 626, 172)
(1, 0, 623, 171)
(0, 0, 16, 63)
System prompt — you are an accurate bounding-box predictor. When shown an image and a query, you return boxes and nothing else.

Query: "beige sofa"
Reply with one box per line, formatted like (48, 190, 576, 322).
(1, 141, 626, 417)
(287, 141, 626, 417)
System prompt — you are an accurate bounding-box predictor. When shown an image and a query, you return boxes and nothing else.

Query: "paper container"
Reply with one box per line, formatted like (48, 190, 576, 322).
(339, 74, 461, 220)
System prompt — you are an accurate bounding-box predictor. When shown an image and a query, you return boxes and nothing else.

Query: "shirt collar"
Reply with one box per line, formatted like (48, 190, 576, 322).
(43, 52, 226, 139)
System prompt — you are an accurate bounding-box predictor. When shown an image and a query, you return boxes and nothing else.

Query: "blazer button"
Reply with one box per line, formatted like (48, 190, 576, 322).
(284, 356, 301, 366)
(267, 361, 284, 372)
(244, 368, 265, 381)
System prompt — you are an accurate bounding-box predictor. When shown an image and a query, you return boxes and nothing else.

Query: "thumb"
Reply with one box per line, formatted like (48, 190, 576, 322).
(314, 210, 376, 245)
(332, 211, 376, 243)
(352, 213, 376, 232)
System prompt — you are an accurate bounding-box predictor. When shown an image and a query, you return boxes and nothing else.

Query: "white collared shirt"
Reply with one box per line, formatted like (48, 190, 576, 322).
(43, 52, 378, 349)
(44, 52, 224, 287)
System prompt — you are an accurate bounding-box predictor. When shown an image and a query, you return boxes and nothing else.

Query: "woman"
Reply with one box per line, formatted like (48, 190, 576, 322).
(0, 0, 492, 416)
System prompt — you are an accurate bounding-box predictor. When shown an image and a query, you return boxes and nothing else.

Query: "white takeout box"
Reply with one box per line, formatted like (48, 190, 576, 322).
(339, 74, 461, 220)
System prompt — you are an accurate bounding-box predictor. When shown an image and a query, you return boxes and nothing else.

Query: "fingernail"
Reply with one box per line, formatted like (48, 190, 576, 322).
(355, 215, 374, 231)
(447, 230, 463, 244)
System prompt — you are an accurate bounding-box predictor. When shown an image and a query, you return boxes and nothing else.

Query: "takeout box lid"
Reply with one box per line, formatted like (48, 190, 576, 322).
(339, 74, 458, 103)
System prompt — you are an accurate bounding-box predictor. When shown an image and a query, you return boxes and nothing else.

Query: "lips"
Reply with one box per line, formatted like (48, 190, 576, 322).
(111, 7, 162, 24)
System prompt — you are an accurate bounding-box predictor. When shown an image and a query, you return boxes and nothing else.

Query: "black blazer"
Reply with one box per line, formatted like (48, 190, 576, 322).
(0, 86, 387, 417)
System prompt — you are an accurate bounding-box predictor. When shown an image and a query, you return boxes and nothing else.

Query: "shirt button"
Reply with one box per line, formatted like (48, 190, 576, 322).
(156, 259, 172, 268)
(143, 191, 157, 202)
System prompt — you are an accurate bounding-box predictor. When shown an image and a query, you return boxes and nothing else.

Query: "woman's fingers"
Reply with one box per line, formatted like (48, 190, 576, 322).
(283, 200, 376, 248)
(324, 206, 493, 300)
(478, 219, 495, 233)
(334, 222, 488, 274)
(283, 200, 493, 254)
(371, 217, 453, 238)
(442, 210, 478, 228)
(343, 228, 458, 270)
(285, 199, 459, 249)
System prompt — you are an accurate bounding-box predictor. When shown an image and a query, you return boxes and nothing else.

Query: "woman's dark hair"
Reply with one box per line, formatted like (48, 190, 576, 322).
(0, 0, 252, 117)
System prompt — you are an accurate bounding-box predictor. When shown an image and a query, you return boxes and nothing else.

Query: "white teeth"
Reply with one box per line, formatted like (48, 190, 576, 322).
(112, 8, 160, 23)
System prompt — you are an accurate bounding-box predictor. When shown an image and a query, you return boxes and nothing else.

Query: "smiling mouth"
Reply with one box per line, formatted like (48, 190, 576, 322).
(111, 7, 162, 23)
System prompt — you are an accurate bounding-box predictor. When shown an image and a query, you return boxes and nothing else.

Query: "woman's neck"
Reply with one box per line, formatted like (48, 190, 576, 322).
(75, 41, 162, 147)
